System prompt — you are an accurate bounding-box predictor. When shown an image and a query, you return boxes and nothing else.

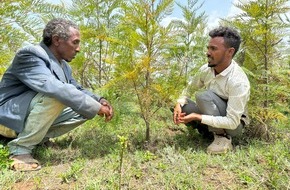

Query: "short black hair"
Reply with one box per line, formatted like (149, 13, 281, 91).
(42, 18, 79, 46)
(209, 26, 241, 57)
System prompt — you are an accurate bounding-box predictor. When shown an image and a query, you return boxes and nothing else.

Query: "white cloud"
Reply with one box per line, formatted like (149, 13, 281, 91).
(160, 16, 181, 27)
(206, 10, 222, 30)
(161, 12, 221, 31)
(228, 0, 290, 20)
(227, 0, 244, 17)
(47, 0, 72, 6)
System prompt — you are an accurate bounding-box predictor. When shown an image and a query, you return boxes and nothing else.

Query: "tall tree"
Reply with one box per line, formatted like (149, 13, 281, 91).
(68, 0, 121, 88)
(168, 0, 207, 80)
(0, 0, 65, 76)
(164, 0, 207, 104)
(224, 0, 290, 137)
(111, 0, 174, 141)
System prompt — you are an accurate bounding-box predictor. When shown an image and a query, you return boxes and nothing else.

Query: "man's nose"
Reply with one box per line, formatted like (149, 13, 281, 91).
(76, 45, 80, 52)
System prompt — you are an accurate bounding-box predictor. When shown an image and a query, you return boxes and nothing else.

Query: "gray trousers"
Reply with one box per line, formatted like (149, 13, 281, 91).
(181, 90, 243, 137)
(8, 93, 86, 155)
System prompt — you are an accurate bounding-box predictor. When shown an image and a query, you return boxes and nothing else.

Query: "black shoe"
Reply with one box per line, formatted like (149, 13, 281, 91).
(196, 124, 213, 140)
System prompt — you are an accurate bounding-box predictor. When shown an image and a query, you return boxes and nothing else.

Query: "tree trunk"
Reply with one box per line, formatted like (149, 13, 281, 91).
(145, 119, 150, 141)
(99, 40, 102, 86)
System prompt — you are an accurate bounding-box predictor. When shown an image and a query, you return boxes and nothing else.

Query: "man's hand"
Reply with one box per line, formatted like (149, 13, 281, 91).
(98, 98, 114, 122)
(173, 103, 202, 125)
(173, 103, 182, 124)
(178, 112, 202, 124)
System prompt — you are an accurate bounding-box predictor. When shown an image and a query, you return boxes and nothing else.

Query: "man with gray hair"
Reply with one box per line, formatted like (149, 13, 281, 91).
(173, 26, 250, 154)
(0, 18, 114, 171)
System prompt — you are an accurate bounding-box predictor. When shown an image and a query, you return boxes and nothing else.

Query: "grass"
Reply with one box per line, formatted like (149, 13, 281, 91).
(0, 106, 289, 190)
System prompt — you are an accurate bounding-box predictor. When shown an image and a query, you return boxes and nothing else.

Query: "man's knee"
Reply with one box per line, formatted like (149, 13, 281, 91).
(195, 91, 219, 115)
(181, 98, 200, 115)
(195, 90, 227, 116)
(30, 93, 66, 114)
(195, 90, 215, 103)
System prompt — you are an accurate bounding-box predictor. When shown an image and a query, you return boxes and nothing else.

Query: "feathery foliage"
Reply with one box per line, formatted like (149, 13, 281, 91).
(167, 0, 207, 87)
(0, 0, 289, 142)
(68, 0, 121, 88)
(0, 0, 66, 77)
(223, 0, 290, 140)
(109, 0, 175, 141)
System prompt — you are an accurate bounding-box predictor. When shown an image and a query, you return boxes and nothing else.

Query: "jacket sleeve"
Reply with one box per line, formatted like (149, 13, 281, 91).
(10, 45, 101, 119)
(63, 63, 103, 102)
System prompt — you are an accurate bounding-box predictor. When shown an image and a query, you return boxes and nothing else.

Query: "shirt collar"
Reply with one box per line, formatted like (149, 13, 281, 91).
(216, 60, 236, 77)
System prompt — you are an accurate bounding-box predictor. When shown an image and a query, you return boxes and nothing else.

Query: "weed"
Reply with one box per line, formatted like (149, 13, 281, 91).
(0, 143, 11, 170)
(59, 159, 84, 184)
(117, 135, 128, 190)
(143, 150, 157, 162)
(0, 114, 289, 189)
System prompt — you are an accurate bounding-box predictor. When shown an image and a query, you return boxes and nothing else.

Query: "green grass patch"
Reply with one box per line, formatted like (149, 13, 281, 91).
(0, 105, 289, 189)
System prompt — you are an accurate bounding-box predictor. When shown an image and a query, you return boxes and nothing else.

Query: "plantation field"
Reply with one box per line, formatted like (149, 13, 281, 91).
(1, 0, 290, 189)
(1, 112, 289, 190)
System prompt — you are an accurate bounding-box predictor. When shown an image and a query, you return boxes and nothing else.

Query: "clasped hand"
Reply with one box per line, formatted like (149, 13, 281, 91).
(98, 99, 114, 122)
(173, 103, 198, 125)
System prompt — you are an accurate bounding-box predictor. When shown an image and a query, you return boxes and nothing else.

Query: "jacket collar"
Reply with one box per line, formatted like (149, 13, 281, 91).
(39, 41, 61, 64)
(39, 41, 68, 82)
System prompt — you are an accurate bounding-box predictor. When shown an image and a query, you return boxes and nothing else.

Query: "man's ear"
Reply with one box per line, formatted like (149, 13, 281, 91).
(51, 35, 60, 46)
(228, 47, 235, 57)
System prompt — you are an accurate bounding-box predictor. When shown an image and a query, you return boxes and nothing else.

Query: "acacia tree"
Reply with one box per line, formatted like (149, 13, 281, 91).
(224, 0, 290, 137)
(168, 0, 207, 81)
(0, 0, 65, 76)
(163, 0, 208, 104)
(68, 0, 121, 88)
(111, 0, 174, 141)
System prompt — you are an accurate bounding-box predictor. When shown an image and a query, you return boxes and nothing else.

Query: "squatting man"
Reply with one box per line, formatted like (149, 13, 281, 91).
(173, 26, 250, 154)
(0, 18, 114, 171)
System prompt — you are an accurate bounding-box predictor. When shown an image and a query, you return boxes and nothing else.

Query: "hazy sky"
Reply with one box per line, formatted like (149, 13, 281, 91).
(48, 0, 238, 28)
(48, 0, 289, 31)
(167, 0, 241, 29)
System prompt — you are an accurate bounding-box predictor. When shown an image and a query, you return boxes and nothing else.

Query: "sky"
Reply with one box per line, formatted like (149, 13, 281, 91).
(162, 0, 241, 28)
(49, 0, 289, 31)
(49, 0, 239, 29)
